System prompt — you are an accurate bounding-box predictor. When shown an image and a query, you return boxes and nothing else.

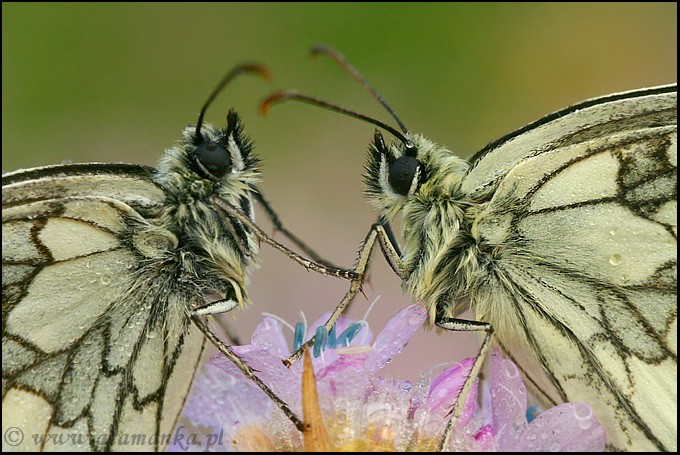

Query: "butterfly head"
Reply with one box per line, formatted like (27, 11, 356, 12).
(364, 130, 469, 218)
(155, 64, 269, 201)
(155, 114, 261, 202)
(188, 110, 261, 189)
(192, 110, 246, 179)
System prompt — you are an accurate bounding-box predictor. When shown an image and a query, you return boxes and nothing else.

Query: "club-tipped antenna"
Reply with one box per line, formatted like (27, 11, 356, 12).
(261, 90, 410, 146)
(311, 44, 411, 139)
(195, 63, 271, 142)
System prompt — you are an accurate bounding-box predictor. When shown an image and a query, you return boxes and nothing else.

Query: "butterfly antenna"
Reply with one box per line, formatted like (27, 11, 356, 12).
(195, 63, 272, 143)
(311, 44, 413, 147)
(261, 90, 410, 145)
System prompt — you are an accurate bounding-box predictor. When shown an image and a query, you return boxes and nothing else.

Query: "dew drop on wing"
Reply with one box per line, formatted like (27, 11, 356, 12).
(549, 441, 561, 452)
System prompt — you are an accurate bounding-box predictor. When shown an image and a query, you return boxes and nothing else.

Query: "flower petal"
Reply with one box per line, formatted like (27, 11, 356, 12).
(214, 346, 301, 409)
(490, 349, 528, 450)
(426, 357, 478, 429)
(250, 316, 291, 358)
(364, 303, 427, 372)
(180, 359, 275, 434)
(514, 402, 606, 451)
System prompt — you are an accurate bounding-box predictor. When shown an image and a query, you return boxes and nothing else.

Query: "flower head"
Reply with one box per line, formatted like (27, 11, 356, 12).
(170, 304, 605, 451)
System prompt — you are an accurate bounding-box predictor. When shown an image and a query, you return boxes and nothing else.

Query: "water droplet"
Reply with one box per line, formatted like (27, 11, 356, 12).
(573, 403, 595, 429)
(573, 403, 593, 419)
(61, 159, 73, 165)
(578, 418, 593, 430)
(503, 360, 520, 378)
(609, 253, 622, 266)
(408, 313, 422, 325)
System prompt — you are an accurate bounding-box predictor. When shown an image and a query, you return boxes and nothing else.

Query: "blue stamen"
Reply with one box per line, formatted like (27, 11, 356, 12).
(313, 326, 327, 358)
(293, 322, 305, 352)
(335, 322, 362, 347)
(291, 319, 365, 358)
(326, 324, 337, 349)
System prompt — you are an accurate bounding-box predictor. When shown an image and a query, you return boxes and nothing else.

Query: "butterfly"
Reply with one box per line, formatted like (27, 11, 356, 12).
(262, 45, 677, 451)
(2, 63, 359, 451)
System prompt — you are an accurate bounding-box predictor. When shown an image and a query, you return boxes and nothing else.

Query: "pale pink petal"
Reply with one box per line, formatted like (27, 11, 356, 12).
(316, 353, 369, 382)
(513, 403, 605, 452)
(490, 350, 527, 451)
(426, 357, 478, 428)
(489, 349, 605, 452)
(316, 361, 373, 406)
(364, 303, 427, 372)
(213, 347, 301, 408)
(180, 360, 273, 430)
(250, 316, 291, 358)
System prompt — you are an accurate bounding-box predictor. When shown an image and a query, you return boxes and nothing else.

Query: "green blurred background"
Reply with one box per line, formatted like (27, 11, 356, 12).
(3, 3, 677, 381)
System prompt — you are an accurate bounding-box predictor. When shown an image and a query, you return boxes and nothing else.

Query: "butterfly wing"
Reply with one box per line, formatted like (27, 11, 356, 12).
(2, 165, 207, 451)
(463, 85, 677, 451)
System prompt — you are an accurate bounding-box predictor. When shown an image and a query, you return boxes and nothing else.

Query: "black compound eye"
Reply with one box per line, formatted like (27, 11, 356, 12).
(195, 141, 231, 178)
(388, 155, 419, 196)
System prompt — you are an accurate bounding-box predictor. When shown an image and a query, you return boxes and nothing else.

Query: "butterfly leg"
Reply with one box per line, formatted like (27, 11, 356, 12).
(434, 316, 494, 451)
(212, 196, 362, 281)
(210, 313, 243, 346)
(378, 215, 402, 258)
(251, 184, 344, 270)
(190, 292, 303, 429)
(374, 218, 409, 279)
(191, 315, 305, 431)
(283, 222, 409, 366)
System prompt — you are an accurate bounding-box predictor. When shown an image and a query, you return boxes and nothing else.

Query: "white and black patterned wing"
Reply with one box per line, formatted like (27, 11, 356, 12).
(2, 165, 206, 451)
(466, 85, 676, 451)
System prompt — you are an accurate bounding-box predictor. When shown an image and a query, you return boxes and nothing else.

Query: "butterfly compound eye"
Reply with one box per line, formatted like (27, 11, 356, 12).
(195, 141, 231, 178)
(388, 155, 419, 196)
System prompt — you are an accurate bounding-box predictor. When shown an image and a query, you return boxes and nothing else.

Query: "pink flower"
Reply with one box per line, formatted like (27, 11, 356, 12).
(169, 304, 605, 451)
(478, 352, 605, 451)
